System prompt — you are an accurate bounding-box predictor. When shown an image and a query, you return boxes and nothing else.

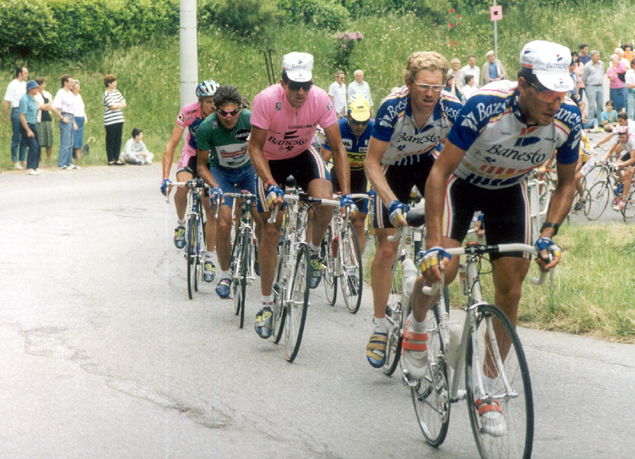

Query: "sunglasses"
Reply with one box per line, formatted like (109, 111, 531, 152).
(414, 82, 446, 92)
(525, 80, 567, 103)
(287, 80, 313, 91)
(349, 119, 369, 127)
(217, 107, 241, 118)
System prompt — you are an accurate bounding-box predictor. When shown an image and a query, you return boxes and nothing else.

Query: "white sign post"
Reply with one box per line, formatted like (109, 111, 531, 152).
(490, 2, 503, 59)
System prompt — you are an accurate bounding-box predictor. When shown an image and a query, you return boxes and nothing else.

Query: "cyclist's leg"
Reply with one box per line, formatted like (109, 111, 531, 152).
(174, 149, 197, 221)
(208, 165, 242, 273)
(621, 165, 633, 201)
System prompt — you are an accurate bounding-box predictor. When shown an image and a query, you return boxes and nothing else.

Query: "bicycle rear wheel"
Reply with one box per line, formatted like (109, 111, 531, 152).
(186, 215, 198, 300)
(285, 243, 310, 363)
(622, 187, 635, 221)
(322, 224, 337, 306)
(339, 221, 363, 314)
(465, 304, 533, 459)
(584, 181, 609, 221)
(411, 301, 450, 447)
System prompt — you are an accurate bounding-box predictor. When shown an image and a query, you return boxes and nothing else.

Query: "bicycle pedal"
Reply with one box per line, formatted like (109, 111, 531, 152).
(401, 373, 419, 388)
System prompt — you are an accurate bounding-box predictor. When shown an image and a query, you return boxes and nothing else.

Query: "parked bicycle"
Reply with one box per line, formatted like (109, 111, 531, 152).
(583, 159, 622, 221)
(406, 242, 551, 459)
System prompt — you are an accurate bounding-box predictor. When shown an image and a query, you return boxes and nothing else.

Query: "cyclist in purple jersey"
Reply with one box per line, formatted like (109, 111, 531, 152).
(161, 81, 220, 276)
(417, 41, 580, 436)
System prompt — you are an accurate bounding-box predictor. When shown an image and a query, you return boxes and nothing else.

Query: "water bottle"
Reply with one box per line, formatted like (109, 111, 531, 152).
(401, 257, 418, 309)
(446, 323, 463, 368)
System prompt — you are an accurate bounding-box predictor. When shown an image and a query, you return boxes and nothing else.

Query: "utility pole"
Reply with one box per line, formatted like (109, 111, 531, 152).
(180, 0, 198, 109)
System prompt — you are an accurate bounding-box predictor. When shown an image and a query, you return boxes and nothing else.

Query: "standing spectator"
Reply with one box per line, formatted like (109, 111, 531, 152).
(3, 66, 29, 169)
(568, 58, 580, 105)
(582, 50, 604, 121)
(121, 128, 153, 165)
(19, 80, 41, 175)
(449, 58, 465, 89)
(52, 74, 78, 170)
(103, 74, 126, 166)
(347, 69, 374, 115)
(626, 58, 635, 120)
(607, 54, 627, 113)
(461, 54, 480, 89)
(480, 50, 507, 86)
(578, 43, 591, 65)
(33, 77, 57, 164)
(462, 74, 478, 99)
(623, 43, 634, 67)
(328, 70, 347, 118)
(615, 47, 630, 70)
(574, 51, 586, 101)
(72, 79, 86, 161)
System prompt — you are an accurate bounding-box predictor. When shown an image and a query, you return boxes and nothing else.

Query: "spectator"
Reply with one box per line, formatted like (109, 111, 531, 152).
(33, 77, 57, 164)
(582, 50, 604, 120)
(578, 43, 591, 65)
(607, 54, 627, 113)
(241, 96, 250, 109)
(328, 70, 347, 118)
(461, 54, 480, 89)
(72, 79, 86, 161)
(347, 69, 374, 114)
(3, 66, 29, 169)
(615, 47, 630, 70)
(443, 73, 463, 102)
(600, 100, 618, 132)
(19, 80, 41, 175)
(579, 101, 599, 131)
(103, 74, 126, 166)
(52, 74, 78, 170)
(462, 74, 478, 99)
(449, 58, 465, 89)
(574, 51, 586, 101)
(623, 43, 634, 66)
(568, 58, 580, 105)
(480, 50, 507, 86)
(626, 58, 635, 120)
(121, 128, 153, 165)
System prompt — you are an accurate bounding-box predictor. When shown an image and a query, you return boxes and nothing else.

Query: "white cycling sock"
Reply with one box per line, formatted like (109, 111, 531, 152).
(309, 242, 321, 254)
(408, 314, 426, 332)
(220, 270, 231, 279)
(373, 316, 388, 333)
(204, 252, 215, 262)
(261, 295, 273, 306)
(177, 219, 186, 226)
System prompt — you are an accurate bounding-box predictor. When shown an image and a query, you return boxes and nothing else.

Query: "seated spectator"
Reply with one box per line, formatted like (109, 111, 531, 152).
(462, 74, 478, 99)
(601, 100, 618, 132)
(121, 128, 153, 165)
(443, 73, 462, 102)
(579, 101, 599, 131)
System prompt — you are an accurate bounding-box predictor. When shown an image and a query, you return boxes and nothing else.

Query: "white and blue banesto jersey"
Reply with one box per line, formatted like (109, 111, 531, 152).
(322, 117, 375, 172)
(448, 80, 581, 189)
(372, 86, 463, 166)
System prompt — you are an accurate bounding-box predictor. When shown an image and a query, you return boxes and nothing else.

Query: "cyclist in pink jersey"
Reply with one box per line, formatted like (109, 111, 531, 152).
(249, 52, 354, 339)
(161, 80, 221, 280)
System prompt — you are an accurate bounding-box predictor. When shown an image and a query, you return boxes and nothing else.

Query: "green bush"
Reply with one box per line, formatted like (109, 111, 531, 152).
(215, 0, 281, 37)
(278, 0, 350, 31)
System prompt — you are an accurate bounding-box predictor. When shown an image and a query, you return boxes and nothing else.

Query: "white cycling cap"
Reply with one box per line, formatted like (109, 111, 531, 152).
(282, 52, 313, 82)
(520, 40, 574, 92)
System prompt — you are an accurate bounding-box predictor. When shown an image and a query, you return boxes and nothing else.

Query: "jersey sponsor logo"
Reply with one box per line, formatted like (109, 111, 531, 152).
(235, 128, 250, 142)
(397, 132, 441, 145)
(211, 121, 219, 129)
(463, 172, 524, 188)
(177, 113, 185, 123)
(513, 136, 541, 147)
(460, 112, 479, 131)
(358, 147, 368, 153)
(443, 104, 461, 122)
(342, 138, 353, 149)
(556, 107, 582, 127)
(385, 99, 408, 120)
(475, 101, 507, 122)
(267, 130, 310, 151)
(276, 102, 282, 111)
(483, 144, 547, 164)
(327, 102, 333, 111)
(347, 152, 366, 168)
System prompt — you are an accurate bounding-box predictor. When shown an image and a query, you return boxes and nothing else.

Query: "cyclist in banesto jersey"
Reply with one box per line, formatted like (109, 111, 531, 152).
(364, 52, 462, 373)
(161, 80, 220, 267)
(321, 94, 374, 253)
(419, 41, 580, 436)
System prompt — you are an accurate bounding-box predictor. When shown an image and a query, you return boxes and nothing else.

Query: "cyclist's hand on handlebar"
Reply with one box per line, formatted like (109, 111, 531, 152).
(209, 186, 224, 205)
(160, 178, 172, 196)
(266, 184, 285, 211)
(340, 194, 358, 217)
(534, 237, 561, 272)
(387, 200, 410, 228)
(419, 246, 452, 284)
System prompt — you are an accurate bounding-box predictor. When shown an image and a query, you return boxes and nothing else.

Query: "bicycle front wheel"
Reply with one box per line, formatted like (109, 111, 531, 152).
(382, 270, 403, 377)
(285, 243, 310, 363)
(465, 304, 533, 459)
(232, 229, 249, 328)
(186, 216, 198, 300)
(622, 187, 635, 222)
(272, 240, 289, 345)
(322, 224, 337, 306)
(584, 181, 609, 221)
(339, 221, 363, 314)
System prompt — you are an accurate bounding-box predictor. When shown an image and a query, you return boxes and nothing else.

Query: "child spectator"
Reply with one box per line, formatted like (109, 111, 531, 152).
(579, 101, 599, 131)
(121, 128, 153, 165)
(601, 100, 618, 132)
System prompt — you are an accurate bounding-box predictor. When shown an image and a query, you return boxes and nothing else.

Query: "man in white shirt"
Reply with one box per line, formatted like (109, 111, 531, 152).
(3, 66, 29, 169)
(347, 70, 374, 115)
(461, 55, 480, 89)
(328, 71, 347, 118)
(52, 74, 78, 170)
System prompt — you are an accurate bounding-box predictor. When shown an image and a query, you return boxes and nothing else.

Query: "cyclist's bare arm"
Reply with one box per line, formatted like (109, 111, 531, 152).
(596, 132, 613, 147)
(323, 122, 351, 194)
(364, 137, 398, 207)
(196, 148, 220, 189)
(163, 124, 185, 178)
(603, 142, 619, 161)
(320, 146, 332, 164)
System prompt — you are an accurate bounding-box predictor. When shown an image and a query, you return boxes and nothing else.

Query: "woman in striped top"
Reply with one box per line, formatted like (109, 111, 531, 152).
(103, 74, 126, 165)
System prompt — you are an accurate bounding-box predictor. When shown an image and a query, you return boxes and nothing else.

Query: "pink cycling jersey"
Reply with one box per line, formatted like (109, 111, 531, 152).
(175, 102, 204, 169)
(251, 84, 337, 160)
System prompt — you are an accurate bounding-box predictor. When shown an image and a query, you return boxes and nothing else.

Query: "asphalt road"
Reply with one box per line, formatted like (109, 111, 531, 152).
(1, 164, 634, 459)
